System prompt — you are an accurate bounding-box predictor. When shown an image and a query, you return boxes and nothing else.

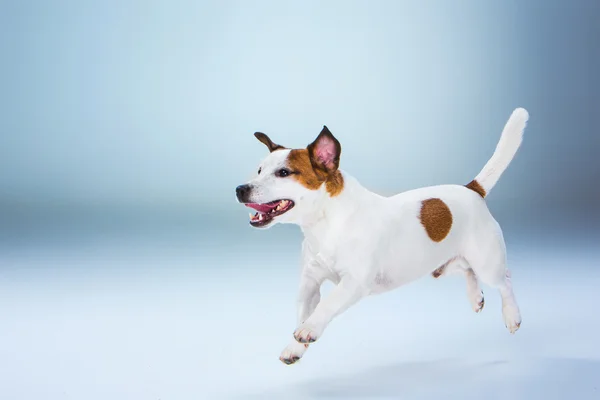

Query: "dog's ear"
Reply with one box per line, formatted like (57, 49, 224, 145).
(254, 132, 286, 152)
(307, 125, 341, 173)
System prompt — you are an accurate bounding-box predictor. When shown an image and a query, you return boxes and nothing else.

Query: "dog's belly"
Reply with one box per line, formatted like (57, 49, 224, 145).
(367, 225, 468, 294)
(369, 260, 441, 294)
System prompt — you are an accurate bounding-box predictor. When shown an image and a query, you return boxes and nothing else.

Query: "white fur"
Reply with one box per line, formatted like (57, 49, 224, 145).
(475, 107, 528, 195)
(240, 109, 528, 365)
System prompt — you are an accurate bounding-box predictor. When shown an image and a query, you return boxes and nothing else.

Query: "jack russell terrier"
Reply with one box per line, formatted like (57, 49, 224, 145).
(236, 108, 528, 365)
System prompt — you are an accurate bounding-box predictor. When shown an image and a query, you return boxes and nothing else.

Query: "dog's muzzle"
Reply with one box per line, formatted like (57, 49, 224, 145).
(236, 184, 295, 228)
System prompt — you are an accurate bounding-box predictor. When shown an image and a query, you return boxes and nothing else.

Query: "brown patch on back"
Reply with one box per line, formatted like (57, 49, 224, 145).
(420, 198, 453, 242)
(465, 179, 486, 198)
(287, 149, 344, 196)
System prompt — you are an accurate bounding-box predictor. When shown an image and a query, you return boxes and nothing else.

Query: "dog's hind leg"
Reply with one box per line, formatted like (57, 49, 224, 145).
(465, 223, 522, 333)
(433, 257, 484, 313)
(464, 268, 485, 313)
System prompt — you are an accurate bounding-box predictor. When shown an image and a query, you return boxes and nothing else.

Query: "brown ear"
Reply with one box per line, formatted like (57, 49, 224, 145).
(254, 132, 286, 152)
(307, 125, 341, 173)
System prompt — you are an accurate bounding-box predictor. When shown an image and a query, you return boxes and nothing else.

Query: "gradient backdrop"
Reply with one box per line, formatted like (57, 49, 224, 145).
(0, 1, 598, 399)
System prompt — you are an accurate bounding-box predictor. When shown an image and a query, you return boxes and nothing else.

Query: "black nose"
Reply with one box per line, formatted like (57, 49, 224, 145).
(236, 184, 251, 202)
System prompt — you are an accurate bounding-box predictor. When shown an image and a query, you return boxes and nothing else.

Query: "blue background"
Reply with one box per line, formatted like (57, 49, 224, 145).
(0, 1, 598, 399)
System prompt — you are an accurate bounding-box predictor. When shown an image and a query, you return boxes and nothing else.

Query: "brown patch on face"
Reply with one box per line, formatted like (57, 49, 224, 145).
(420, 198, 453, 242)
(465, 179, 486, 198)
(326, 170, 344, 197)
(287, 149, 344, 197)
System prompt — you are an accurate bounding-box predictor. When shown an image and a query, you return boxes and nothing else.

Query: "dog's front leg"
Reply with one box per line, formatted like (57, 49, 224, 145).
(294, 277, 365, 344)
(279, 276, 321, 365)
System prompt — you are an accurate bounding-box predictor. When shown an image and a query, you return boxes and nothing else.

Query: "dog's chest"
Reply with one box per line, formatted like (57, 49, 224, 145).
(302, 236, 341, 284)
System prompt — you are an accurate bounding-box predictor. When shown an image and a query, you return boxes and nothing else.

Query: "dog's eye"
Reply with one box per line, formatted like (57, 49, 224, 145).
(257, 167, 261, 175)
(276, 168, 291, 177)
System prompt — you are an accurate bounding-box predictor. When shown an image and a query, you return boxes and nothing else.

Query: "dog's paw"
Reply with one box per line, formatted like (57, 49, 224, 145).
(293, 323, 322, 344)
(503, 304, 522, 334)
(470, 291, 485, 313)
(279, 341, 308, 365)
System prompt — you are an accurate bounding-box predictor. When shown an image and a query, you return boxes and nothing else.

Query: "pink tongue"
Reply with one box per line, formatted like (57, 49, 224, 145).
(245, 202, 277, 213)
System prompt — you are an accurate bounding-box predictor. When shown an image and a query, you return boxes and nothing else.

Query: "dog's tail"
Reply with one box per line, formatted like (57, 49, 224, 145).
(465, 108, 529, 198)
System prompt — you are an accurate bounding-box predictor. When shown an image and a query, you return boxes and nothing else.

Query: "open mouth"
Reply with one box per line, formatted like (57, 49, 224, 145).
(245, 199, 295, 227)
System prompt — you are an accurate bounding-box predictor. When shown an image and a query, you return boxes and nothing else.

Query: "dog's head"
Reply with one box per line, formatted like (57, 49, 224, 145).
(236, 126, 344, 228)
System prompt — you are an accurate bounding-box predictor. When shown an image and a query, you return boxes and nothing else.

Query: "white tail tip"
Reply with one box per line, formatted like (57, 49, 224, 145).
(511, 107, 529, 123)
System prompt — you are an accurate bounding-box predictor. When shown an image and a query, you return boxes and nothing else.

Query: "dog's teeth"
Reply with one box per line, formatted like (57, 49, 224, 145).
(249, 213, 254, 220)
(275, 205, 282, 211)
